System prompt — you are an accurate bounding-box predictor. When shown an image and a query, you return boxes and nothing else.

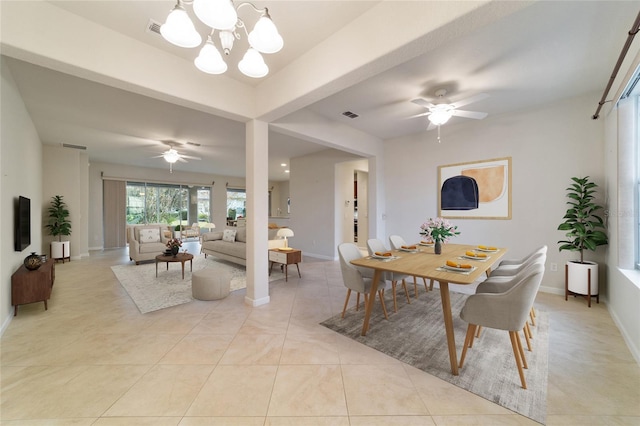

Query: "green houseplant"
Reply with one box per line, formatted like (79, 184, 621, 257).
(46, 195, 72, 261)
(557, 176, 608, 302)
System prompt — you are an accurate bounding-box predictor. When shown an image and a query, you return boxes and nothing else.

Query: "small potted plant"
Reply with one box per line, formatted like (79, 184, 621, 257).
(420, 217, 460, 254)
(557, 176, 608, 301)
(46, 195, 72, 262)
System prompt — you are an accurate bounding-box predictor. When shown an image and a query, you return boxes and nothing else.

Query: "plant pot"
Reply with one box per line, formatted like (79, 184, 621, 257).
(567, 260, 598, 295)
(51, 241, 70, 262)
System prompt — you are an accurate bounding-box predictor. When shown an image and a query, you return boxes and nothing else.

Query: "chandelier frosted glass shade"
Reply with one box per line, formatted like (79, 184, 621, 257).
(195, 37, 228, 74)
(160, 4, 202, 48)
(238, 48, 268, 78)
(248, 15, 283, 54)
(428, 105, 454, 126)
(193, 0, 238, 30)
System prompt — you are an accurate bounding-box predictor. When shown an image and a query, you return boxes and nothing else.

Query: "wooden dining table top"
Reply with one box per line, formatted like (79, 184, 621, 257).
(350, 243, 506, 284)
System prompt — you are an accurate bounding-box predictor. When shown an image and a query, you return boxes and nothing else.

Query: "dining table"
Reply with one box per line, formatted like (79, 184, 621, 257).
(350, 242, 506, 375)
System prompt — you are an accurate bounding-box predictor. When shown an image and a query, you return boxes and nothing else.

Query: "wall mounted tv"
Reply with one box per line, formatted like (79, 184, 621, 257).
(14, 196, 31, 251)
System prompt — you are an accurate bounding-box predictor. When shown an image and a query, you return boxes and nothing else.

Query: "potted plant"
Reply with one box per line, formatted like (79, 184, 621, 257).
(557, 176, 608, 301)
(46, 195, 72, 262)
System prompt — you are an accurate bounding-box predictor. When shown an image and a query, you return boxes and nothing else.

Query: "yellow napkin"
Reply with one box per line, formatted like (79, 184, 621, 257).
(465, 251, 487, 258)
(401, 245, 417, 250)
(446, 260, 472, 269)
(477, 245, 497, 250)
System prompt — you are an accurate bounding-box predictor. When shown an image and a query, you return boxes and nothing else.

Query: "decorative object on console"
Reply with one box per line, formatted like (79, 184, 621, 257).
(24, 252, 43, 270)
(159, 0, 283, 78)
(420, 217, 459, 255)
(557, 176, 608, 306)
(277, 227, 294, 249)
(46, 195, 72, 263)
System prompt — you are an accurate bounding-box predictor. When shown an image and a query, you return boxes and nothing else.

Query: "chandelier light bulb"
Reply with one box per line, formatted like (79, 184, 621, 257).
(238, 48, 269, 78)
(164, 149, 181, 163)
(428, 105, 454, 126)
(195, 37, 228, 74)
(248, 13, 283, 54)
(160, 3, 202, 48)
(193, 0, 238, 30)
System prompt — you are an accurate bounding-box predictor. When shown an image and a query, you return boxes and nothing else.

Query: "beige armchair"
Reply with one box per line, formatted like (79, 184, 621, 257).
(127, 224, 171, 265)
(181, 223, 200, 240)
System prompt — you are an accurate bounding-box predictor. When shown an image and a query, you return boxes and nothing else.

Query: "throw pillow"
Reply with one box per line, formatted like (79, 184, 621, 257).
(139, 228, 160, 243)
(223, 229, 237, 243)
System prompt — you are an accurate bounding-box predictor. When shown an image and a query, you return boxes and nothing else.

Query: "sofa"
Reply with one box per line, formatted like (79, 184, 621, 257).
(127, 224, 172, 264)
(201, 227, 285, 266)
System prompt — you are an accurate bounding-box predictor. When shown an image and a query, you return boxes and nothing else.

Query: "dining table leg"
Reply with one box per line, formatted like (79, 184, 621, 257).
(361, 269, 382, 336)
(439, 280, 459, 375)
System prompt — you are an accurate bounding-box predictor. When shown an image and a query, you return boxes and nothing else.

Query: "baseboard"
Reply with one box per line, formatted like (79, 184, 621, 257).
(302, 252, 336, 261)
(245, 295, 270, 307)
(608, 304, 640, 364)
(539, 285, 564, 295)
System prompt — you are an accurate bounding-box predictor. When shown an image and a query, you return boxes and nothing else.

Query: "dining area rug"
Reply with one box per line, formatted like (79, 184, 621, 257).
(111, 255, 284, 314)
(320, 290, 548, 424)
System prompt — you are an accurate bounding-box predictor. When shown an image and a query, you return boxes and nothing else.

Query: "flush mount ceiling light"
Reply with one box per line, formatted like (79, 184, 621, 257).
(160, 0, 283, 78)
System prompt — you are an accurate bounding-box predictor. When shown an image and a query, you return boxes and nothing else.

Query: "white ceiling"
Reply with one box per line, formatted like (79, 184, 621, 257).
(4, 1, 639, 180)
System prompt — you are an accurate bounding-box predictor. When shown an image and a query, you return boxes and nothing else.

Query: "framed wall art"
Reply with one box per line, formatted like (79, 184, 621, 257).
(438, 157, 512, 219)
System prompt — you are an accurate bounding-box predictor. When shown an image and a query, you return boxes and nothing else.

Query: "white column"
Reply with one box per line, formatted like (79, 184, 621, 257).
(245, 120, 270, 306)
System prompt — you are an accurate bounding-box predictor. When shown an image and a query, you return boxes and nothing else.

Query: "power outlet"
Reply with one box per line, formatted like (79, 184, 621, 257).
(550, 263, 558, 272)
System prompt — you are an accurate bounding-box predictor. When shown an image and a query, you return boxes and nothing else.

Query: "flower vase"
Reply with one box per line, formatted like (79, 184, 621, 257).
(434, 240, 442, 255)
(171, 246, 179, 257)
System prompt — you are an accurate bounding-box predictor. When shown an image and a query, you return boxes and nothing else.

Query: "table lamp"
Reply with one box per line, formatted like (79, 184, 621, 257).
(277, 228, 294, 248)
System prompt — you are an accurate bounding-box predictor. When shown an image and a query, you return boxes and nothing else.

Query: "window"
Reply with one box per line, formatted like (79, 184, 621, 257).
(126, 182, 211, 226)
(226, 188, 246, 224)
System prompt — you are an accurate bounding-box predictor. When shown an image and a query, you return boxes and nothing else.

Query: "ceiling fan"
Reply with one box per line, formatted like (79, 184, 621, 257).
(151, 141, 202, 173)
(410, 89, 489, 142)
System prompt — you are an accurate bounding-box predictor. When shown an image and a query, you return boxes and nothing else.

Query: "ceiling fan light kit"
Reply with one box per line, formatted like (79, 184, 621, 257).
(160, 0, 283, 78)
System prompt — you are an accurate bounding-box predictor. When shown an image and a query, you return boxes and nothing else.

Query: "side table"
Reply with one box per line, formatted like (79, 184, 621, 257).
(268, 248, 302, 282)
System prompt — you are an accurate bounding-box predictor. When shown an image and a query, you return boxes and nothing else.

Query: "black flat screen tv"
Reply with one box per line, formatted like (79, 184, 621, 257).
(15, 196, 31, 251)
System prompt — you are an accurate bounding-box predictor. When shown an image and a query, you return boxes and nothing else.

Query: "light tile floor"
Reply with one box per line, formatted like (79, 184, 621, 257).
(1, 243, 639, 425)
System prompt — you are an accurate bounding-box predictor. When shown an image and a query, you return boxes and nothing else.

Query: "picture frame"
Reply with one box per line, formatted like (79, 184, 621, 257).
(438, 157, 512, 219)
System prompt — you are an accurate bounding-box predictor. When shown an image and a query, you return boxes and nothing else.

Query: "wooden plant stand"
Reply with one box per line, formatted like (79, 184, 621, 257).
(565, 263, 599, 307)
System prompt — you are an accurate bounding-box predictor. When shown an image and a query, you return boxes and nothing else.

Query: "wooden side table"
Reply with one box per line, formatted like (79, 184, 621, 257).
(269, 248, 302, 282)
(11, 259, 55, 316)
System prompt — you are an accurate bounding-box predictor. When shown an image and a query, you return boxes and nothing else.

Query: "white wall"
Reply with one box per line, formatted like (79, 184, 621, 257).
(383, 92, 606, 295)
(1, 59, 43, 332)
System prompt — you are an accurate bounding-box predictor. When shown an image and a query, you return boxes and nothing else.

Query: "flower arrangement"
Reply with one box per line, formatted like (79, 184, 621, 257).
(420, 217, 460, 243)
(166, 238, 182, 249)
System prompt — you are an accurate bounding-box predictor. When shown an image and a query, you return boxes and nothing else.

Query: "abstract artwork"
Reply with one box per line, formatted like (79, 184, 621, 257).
(438, 157, 512, 219)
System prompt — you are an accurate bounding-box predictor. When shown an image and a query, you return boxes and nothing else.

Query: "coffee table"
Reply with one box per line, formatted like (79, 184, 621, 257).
(155, 253, 194, 279)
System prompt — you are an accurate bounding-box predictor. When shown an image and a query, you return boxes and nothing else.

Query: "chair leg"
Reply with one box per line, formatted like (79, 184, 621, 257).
(341, 289, 351, 318)
(523, 324, 533, 351)
(475, 325, 483, 338)
(391, 282, 398, 313)
(429, 278, 435, 291)
(516, 330, 528, 369)
(509, 331, 527, 389)
(412, 276, 419, 298)
(529, 308, 536, 326)
(378, 290, 389, 320)
(401, 279, 411, 305)
(356, 292, 361, 311)
(459, 324, 476, 368)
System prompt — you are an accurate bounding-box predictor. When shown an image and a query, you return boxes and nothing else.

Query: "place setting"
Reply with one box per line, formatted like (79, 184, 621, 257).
(369, 251, 399, 261)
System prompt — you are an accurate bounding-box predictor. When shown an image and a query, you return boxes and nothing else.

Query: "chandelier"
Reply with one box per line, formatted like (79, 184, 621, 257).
(160, 0, 283, 78)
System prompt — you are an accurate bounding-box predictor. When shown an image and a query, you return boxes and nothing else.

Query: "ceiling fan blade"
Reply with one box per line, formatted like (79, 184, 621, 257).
(410, 98, 436, 109)
(451, 109, 488, 120)
(450, 93, 489, 109)
(180, 154, 202, 160)
(407, 111, 431, 119)
(177, 157, 188, 163)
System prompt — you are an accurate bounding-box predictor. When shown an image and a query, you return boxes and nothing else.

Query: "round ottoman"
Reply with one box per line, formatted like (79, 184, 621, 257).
(192, 270, 231, 300)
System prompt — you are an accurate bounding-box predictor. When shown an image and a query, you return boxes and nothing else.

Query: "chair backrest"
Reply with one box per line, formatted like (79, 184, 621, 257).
(479, 257, 546, 293)
(337, 242, 367, 293)
(524, 245, 547, 262)
(389, 235, 407, 250)
(366, 239, 388, 256)
(462, 264, 545, 331)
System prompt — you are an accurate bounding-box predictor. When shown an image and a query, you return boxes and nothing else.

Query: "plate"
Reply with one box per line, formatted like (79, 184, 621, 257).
(371, 254, 395, 260)
(418, 242, 434, 247)
(442, 264, 475, 272)
(399, 247, 418, 252)
(461, 254, 489, 260)
(476, 247, 498, 252)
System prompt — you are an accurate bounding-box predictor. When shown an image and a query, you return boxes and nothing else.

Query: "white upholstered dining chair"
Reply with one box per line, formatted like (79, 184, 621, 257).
(389, 234, 433, 294)
(366, 239, 411, 313)
(459, 263, 545, 389)
(337, 243, 389, 319)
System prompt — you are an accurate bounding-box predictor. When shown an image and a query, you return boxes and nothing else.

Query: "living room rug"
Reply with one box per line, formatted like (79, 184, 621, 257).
(111, 255, 284, 314)
(320, 290, 548, 425)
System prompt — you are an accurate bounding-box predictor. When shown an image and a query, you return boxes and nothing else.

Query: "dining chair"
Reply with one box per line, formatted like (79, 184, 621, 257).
(492, 245, 548, 274)
(367, 239, 411, 313)
(338, 243, 389, 319)
(388, 234, 433, 294)
(475, 257, 546, 350)
(459, 263, 545, 389)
